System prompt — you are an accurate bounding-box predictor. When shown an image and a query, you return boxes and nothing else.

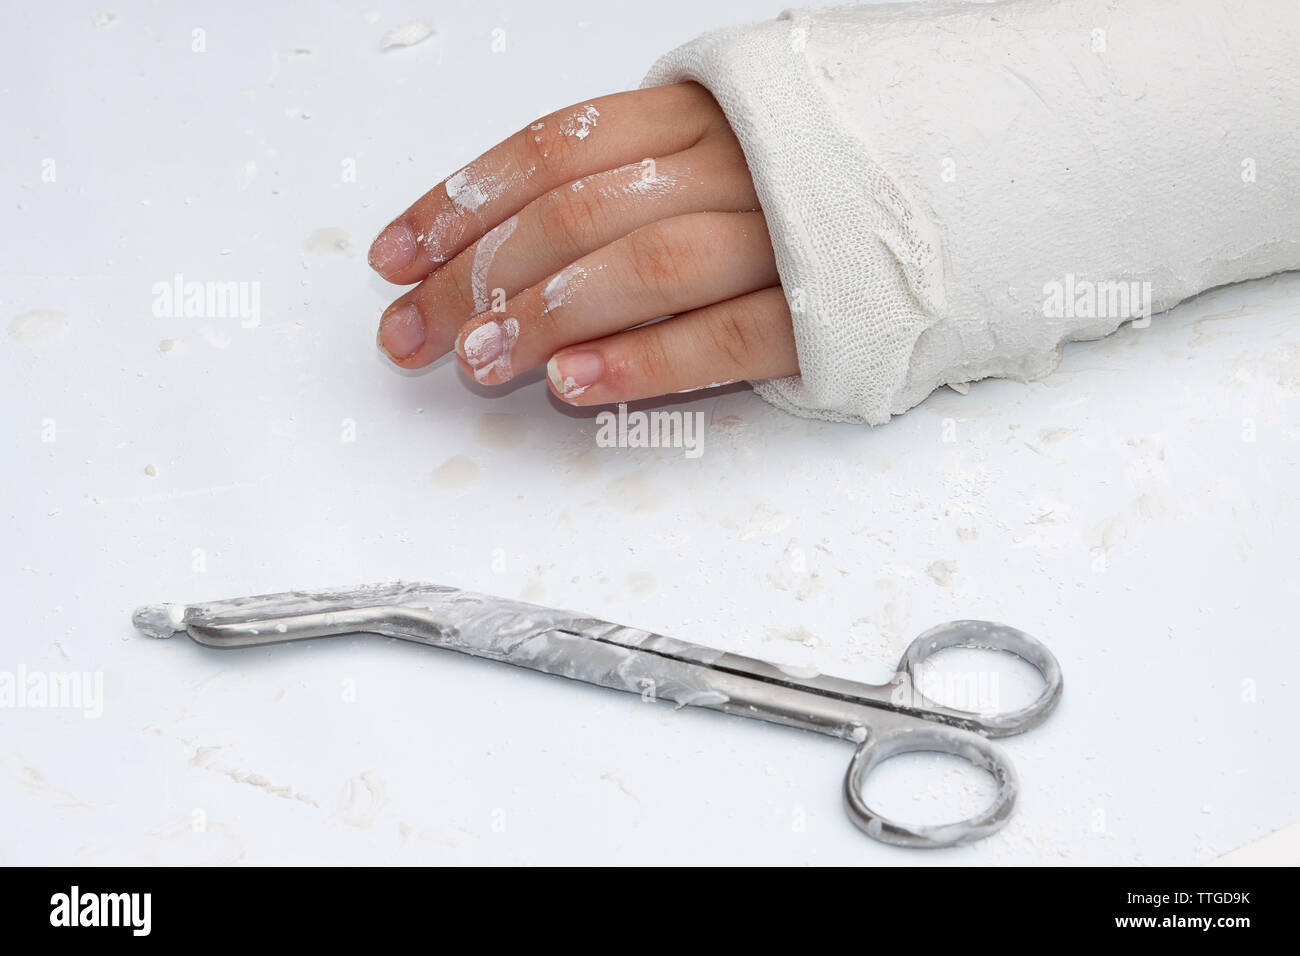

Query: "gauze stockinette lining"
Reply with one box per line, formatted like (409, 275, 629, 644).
(644, 0, 1300, 423)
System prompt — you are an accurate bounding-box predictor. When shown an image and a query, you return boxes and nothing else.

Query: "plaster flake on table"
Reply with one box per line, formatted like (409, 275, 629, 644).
(474, 411, 528, 450)
(303, 227, 351, 255)
(8, 309, 68, 347)
(199, 326, 231, 349)
(189, 744, 320, 807)
(626, 571, 657, 599)
(763, 625, 822, 649)
(431, 455, 479, 492)
(600, 771, 639, 801)
(607, 471, 663, 513)
(926, 559, 959, 588)
(711, 414, 747, 441)
(340, 771, 389, 828)
(520, 570, 549, 604)
(381, 21, 435, 50)
(16, 761, 90, 809)
(1093, 514, 1128, 554)
(720, 502, 791, 540)
(1037, 427, 1080, 445)
(235, 160, 257, 191)
(766, 540, 822, 600)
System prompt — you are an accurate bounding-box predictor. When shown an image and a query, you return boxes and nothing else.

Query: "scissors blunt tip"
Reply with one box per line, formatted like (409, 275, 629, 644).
(132, 603, 188, 640)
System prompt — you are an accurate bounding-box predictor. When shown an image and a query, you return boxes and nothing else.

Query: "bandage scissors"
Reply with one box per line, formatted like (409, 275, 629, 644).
(133, 582, 1063, 848)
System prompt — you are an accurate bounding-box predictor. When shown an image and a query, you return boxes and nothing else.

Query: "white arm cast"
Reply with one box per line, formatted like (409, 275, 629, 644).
(645, 0, 1300, 423)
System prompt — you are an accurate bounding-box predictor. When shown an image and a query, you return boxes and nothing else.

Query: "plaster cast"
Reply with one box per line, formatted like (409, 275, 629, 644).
(645, 0, 1300, 422)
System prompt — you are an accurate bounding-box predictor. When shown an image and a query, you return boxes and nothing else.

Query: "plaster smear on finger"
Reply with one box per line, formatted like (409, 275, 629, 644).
(471, 216, 517, 314)
(675, 379, 738, 394)
(445, 166, 491, 214)
(414, 209, 463, 265)
(542, 263, 589, 312)
(547, 359, 591, 399)
(463, 317, 521, 382)
(445, 161, 535, 215)
(559, 105, 600, 140)
(596, 160, 679, 202)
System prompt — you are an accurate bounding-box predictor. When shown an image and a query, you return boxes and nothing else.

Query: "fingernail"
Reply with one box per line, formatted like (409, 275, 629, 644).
(369, 221, 416, 275)
(378, 303, 425, 360)
(547, 351, 604, 399)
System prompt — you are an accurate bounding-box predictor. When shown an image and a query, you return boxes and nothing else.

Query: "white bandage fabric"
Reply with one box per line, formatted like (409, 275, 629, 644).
(643, 0, 1300, 423)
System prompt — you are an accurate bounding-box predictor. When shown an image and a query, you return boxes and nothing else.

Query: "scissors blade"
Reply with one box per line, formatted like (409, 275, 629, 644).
(133, 582, 889, 739)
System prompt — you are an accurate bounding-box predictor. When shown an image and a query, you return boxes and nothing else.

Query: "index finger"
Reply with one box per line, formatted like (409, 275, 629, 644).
(367, 82, 723, 284)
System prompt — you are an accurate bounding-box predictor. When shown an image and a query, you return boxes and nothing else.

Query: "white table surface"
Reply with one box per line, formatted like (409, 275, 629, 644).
(3, 0, 1297, 865)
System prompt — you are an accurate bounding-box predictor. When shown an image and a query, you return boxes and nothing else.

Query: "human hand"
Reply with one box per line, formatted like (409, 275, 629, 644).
(368, 82, 797, 404)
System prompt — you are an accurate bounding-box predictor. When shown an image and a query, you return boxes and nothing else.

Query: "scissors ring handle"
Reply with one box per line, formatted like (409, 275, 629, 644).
(843, 725, 1017, 848)
(899, 620, 1063, 737)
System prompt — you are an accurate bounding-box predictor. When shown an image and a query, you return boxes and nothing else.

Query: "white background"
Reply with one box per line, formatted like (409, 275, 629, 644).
(2, 0, 1297, 865)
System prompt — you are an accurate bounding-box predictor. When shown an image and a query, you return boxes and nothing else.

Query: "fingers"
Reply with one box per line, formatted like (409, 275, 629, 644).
(376, 137, 758, 366)
(546, 287, 797, 404)
(451, 211, 779, 384)
(368, 83, 724, 285)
